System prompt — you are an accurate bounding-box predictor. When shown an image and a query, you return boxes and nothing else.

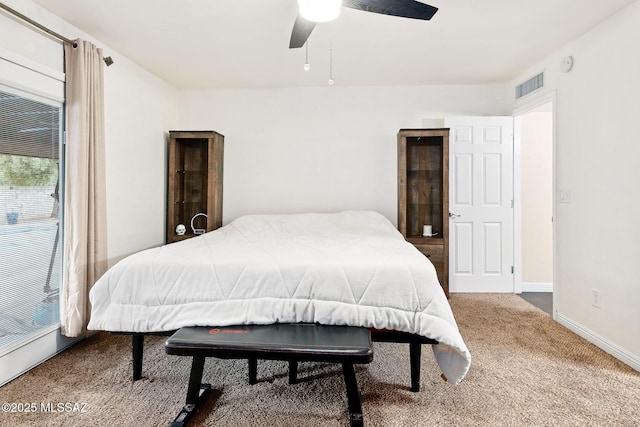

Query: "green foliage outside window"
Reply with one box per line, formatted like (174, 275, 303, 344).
(0, 154, 58, 186)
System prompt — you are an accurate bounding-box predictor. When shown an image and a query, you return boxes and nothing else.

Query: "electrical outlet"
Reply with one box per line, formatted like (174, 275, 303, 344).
(591, 289, 601, 309)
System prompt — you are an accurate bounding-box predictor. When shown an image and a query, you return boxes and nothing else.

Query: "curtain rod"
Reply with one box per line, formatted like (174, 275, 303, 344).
(0, 2, 77, 47)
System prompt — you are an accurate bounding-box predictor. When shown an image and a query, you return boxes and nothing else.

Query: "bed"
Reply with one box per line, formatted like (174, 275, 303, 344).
(88, 211, 471, 385)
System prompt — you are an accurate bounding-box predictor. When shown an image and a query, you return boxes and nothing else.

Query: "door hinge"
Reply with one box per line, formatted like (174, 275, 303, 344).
(511, 266, 514, 274)
(63, 131, 67, 145)
(511, 199, 514, 208)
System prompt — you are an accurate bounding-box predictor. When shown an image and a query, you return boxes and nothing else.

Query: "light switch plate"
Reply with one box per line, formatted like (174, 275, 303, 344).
(559, 189, 571, 204)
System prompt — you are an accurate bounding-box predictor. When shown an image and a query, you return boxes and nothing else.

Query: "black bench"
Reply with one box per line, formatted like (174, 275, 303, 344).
(165, 323, 373, 427)
(127, 328, 437, 391)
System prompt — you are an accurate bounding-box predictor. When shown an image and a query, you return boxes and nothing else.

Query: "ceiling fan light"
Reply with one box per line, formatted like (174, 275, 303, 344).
(298, 0, 342, 23)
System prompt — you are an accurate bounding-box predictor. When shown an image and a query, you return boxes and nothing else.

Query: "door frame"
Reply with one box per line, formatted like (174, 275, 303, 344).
(512, 90, 557, 318)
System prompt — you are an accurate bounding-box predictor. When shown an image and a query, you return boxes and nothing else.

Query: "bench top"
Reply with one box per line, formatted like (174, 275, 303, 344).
(165, 323, 373, 364)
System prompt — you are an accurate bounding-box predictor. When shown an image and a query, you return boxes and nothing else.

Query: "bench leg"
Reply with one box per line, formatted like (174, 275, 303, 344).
(170, 356, 211, 427)
(248, 358, 257, 384)
(342, 363, 364, 427)
(409, 342, 421, 392)
(288, 360, 298, 385)
(132, 335, 144, 381)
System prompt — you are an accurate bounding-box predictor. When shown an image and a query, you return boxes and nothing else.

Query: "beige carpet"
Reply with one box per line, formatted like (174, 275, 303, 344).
(1, 294, 638, 426)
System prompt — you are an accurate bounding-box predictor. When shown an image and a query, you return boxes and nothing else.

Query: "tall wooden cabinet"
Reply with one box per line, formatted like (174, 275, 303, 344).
(397, 129, 449, 296)
(166, 130, 224, 244)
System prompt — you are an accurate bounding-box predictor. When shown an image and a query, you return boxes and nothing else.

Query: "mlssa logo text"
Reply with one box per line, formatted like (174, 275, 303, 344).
(41, 402, 88, 413)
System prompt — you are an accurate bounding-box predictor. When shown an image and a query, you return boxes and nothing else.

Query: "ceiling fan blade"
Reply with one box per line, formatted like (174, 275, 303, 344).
(343, 0, 438, 20)
(289, 15, 317, 48)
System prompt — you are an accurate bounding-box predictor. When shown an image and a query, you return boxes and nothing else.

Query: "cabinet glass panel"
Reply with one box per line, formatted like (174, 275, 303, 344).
(173, 138, 209, 236)
(406, 136, 443, 238)
(167, 131, 223, 244)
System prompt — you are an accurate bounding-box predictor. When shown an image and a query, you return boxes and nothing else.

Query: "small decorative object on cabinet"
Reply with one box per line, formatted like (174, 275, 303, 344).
(166, 130, 224, 244)
(397, 128, 449, 297)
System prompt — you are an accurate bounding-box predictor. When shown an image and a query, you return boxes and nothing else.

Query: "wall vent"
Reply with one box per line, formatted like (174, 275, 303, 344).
(515, 72, 544, 99)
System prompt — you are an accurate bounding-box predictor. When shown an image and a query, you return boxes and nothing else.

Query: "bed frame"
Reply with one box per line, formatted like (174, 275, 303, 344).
(122, 328, 438, 392)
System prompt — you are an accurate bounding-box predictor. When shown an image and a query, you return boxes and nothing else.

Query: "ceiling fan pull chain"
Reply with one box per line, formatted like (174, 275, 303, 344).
(328, 43, 334, 85)
(304, 42, 310, 71)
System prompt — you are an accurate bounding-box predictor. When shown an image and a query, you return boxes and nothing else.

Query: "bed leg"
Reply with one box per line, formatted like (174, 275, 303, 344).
(132, 334, 144, 381)
(409, 341, 421, 392)
(248, 358, 258, 384)
(288, 360, 298, 384)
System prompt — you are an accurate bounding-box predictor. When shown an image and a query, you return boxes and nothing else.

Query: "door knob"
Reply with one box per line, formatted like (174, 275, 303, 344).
(449, 212, 461, 218)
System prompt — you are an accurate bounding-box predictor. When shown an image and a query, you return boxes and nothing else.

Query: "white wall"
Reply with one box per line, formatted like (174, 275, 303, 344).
(179, 85, 508, 225)
(102, 56, 179, 264)
(509, 1, 640, 368)
(2, 0, 181, 265)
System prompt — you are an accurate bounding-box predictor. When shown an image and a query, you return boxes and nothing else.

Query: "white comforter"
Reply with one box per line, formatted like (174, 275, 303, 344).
(88, 211, 470, 384)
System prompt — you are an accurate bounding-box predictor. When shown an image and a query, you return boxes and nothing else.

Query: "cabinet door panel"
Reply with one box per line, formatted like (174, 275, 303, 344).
(415, 245, 444, 266)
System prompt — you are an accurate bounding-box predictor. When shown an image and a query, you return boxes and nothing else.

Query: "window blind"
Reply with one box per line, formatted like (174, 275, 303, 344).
(0, 87, 62, 350)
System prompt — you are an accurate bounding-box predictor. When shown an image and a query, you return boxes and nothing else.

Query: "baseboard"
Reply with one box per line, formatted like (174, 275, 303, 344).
(556, 313, 640, 372)
(521, 282, 553, 292)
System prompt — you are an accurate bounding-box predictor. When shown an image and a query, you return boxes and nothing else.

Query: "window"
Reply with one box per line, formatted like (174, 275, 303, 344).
(0, 49, 77, 386)
(0, 88, 62, 351)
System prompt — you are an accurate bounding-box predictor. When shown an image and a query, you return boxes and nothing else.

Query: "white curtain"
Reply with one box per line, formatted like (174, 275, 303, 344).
(61, 39, 108, 337)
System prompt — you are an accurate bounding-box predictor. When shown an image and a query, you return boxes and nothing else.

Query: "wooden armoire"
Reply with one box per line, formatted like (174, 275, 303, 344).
(166, 130, 224, 244)
(397, 128, 449, 296)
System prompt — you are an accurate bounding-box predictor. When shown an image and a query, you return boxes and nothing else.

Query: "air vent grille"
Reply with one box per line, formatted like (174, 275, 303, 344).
(515, 72, 544, 99)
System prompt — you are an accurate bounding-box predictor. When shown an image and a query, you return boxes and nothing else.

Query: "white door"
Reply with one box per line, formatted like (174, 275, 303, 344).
(445, 117, 514, 293)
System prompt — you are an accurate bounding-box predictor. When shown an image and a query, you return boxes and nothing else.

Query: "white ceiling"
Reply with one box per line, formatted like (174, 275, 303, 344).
(32, 0, 637, 89)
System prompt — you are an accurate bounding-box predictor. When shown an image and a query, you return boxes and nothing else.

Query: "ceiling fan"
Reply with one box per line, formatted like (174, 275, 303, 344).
(290, 0, 439, 48)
